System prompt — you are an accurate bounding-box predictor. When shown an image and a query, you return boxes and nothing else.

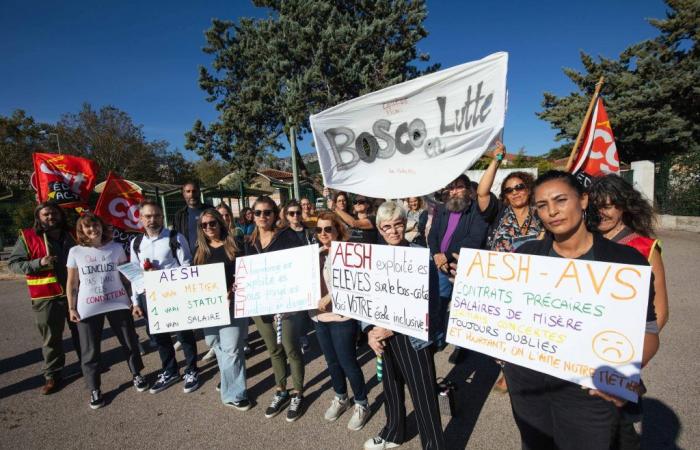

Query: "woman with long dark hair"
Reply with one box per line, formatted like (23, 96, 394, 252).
(244, 196, 306, 422)
(503, 170, 660, 449)
(193, 208, 250, 410)
(66, 213, 147, 409)
(588, 174, 669, 330)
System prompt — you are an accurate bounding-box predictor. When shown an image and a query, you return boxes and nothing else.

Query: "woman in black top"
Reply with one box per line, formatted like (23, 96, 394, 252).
(333, 194, 378, 244)
(280, 200, 314, 245)
(243, 196, 306, 422)
(194, 209, 250, 411)
(504, 171, 660, 450)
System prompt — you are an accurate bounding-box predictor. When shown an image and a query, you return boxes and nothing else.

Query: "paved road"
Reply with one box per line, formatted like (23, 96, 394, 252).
(1, 231, 697, 449)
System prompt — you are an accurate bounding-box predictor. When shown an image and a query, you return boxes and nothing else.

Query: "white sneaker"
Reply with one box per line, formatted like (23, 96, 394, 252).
(324, 396, 349, 421)
(173, 340, 182, 351)
(363, 436, 400, 450)
(202, 347, 216, 361)
(347, 403, 369, 431)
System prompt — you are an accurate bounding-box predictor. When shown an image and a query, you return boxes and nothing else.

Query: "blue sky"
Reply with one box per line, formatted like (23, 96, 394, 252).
(1, 0, 669, 159)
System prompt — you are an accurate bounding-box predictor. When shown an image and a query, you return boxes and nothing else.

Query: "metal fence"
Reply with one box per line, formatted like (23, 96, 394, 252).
(655, 154, 700, 217)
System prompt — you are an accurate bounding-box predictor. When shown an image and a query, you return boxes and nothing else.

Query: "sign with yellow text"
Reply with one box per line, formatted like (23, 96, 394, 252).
(447, 249, 651, 402)
(144, 262, 230, 333)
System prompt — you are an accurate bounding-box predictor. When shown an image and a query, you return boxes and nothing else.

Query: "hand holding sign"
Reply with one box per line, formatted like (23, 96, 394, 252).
(446, 249, 651, 402)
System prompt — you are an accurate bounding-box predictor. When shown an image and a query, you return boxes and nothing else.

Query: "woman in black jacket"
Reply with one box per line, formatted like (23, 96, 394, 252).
(504, 171, 660, 450)
(244, 196, 306, 422)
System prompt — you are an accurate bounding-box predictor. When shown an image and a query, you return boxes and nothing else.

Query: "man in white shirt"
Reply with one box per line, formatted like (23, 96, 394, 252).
(130, 199, 200, 394)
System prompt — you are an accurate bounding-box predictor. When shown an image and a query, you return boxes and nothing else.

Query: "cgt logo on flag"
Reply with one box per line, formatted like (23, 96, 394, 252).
(33, 153, 99, 208)
(94, 172, 144, 232)
(571, 98, 620, 187)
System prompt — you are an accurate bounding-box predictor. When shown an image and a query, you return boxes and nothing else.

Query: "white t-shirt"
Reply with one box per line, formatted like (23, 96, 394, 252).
(67, 241, 130, 319)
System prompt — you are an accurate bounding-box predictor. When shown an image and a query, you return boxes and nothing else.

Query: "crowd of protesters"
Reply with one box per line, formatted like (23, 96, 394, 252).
(8, 142, 667, 450)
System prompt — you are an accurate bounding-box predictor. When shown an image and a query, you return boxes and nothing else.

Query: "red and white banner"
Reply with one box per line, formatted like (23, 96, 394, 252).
(570, 98, 620, 186)
(94, 172, 144, 232)
(32, 153, 99, 208)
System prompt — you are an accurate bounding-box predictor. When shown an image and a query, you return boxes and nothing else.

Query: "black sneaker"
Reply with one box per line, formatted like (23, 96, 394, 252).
(243, 345, 252, 357)
(149, 372, 178, 394)
(286, 394, 303, 422)
(183, 370, 200, 393)
(89, 389, 105, 410)
(133, 374, 149, 392)
(300, 336, 310, 355)
(226, 399, 251, 411)
(264, 391, 290, 418)
(216, 381, 221, 392)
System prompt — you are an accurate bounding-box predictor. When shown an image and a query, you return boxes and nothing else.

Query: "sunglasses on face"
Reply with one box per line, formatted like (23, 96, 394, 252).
(254, 209, 273, 217)
(447, 184, 467, 192)
(315, 226, 335, 234)
(287, 210, 301, 217)
(503, 183, 527, 195)
(200, 221, 219, 229)
(353, 199, 367, 205)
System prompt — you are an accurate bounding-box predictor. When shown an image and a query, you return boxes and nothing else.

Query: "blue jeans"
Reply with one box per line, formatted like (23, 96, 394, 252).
(314, 319, 367, 404)
(204, 316, 248, 403)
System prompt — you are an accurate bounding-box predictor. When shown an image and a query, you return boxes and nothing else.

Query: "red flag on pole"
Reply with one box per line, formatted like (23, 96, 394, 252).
(570, 98, 620, 187)
(32, 152, 99, 209)
(94, 172, 144, 232)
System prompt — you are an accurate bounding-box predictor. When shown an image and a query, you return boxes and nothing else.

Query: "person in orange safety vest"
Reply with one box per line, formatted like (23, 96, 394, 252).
(8, 201, 81, 395)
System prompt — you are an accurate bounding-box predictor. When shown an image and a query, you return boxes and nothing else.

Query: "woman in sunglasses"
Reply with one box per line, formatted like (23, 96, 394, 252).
(243, 196, 306, 422)
(333, 194, 378, 244)
(194, 209, 251, 410)
(280, 200, 314, 245)
(476, 142, 543, 392)
(311, 212, 370, 430)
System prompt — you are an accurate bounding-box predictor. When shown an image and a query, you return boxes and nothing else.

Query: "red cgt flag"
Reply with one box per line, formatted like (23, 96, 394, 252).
(570, 97, 620, 187)
(94, 172, 144, 232)
(33, 152, 99, 208)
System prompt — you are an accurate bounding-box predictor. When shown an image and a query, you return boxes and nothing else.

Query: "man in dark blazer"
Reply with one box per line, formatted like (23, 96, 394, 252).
(427, 174, 489, 359)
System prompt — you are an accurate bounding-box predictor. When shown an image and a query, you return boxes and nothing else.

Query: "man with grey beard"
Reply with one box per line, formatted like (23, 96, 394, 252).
(427, 175, 489, 360)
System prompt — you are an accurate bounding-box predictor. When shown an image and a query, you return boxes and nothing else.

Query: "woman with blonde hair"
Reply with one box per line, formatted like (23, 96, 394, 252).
(193, 208, 250, 410)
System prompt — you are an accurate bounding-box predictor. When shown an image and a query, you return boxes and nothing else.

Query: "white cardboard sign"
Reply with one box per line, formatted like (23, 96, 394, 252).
(329, 242, 430, 341)
(144, 263, 230, 333)
(233, 244, 321, 318)
(310, 52, 508, 198)
(446, 249, 651, 402)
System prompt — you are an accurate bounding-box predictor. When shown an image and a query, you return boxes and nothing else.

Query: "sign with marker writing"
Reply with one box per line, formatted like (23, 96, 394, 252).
(143, 263, 230, 333)
(311, 52, 508, 198)
(234, 244, 321, 318)
(330, 242, 430, 341)
(446, 249, 651, 402)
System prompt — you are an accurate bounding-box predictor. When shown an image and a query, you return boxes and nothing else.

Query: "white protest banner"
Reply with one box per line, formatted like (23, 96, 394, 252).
(310, 52, 508, 198)
(234, 244, 321, 318)
(143, 263, 230, 333)
(329, 242, 430, 341)
(446, 249, 651, 402)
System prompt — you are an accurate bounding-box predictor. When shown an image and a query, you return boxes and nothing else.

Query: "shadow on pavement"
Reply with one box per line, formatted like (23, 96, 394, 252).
(440, 350, 501, 449)
(642, 397, 682, 450)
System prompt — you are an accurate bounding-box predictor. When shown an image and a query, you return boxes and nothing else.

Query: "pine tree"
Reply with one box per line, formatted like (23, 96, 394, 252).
(538, 0, 699, 164)
(186, 0, 438, 183)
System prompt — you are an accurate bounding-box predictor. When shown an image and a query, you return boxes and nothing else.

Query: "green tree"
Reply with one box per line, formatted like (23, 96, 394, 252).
(538, 0, 699, 163)
(187, 0, 438, 184)
(57, 103, 194, 183)
(0, 110, 49, 187)
(193, 158, 231, 187)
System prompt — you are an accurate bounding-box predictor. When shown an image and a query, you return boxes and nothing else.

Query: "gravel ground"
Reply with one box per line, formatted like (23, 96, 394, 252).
(0, 230, 696, 449)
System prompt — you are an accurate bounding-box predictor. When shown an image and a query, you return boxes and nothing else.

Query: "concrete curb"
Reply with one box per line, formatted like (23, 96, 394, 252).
(660, 215, 700, 233)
